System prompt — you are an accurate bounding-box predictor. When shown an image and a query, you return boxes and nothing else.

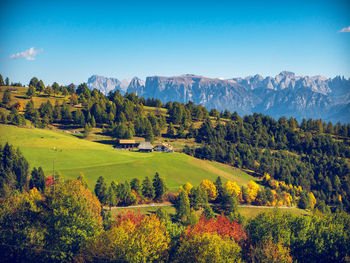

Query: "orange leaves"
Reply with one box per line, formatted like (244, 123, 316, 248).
(184, 214, 247, 244)
(45, 176, 54, 187)
(115, 210, 146, 228)
(13, 101, 24, 111)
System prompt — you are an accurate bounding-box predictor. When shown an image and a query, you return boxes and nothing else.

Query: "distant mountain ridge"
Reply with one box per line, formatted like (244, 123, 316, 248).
(87, 72, 350, 123)
(87, 75, 131, 95)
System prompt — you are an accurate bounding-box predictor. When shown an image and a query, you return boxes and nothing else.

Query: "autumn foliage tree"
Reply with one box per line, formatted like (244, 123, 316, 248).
(84, 211, 170, 263)
(200, 179, 218, 201)
(45, 179, 103, 261)
(247, 180, 260, 203)
(173, 214, 246, 262)
(183, 214, 246, 244)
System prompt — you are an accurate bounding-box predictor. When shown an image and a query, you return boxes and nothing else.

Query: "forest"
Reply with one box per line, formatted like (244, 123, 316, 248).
(0, 74, 350, 261)
(0, 143, 349, 262)
(1, 74, 348, 213)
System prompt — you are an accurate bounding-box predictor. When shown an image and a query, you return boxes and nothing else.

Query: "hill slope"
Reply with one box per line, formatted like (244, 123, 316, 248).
(0, 124, 255, 190)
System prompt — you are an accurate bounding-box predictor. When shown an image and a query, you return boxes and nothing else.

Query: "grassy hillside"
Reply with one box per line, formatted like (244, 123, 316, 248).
(0, 124, 257, 190)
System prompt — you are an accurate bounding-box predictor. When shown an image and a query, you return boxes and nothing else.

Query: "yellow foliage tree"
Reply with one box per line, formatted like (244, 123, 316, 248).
(247, 181, 260, 203)
(180, 182, 193, 193)
(263, 172, 271, 182)
(13, 101, 24, 111)
(282, 192, 293, 207)
(200, 179, 218, 201)
(85, 214, 170, 262)
(309, 192, 317, 209)
(224, 181, 241, 198)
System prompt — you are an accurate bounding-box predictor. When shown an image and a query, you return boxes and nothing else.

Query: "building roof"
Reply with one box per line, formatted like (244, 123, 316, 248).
(138, 141, 153, 150)
(155, 143, 173, 150)
(119, 139, 136, 144)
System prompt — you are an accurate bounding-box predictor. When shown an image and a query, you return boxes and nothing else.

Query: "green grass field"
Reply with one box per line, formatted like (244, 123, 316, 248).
(0, 124, 257, 190)
(109, 205, 309, 219)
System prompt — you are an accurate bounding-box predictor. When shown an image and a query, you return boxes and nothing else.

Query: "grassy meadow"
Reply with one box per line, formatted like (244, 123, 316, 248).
(0, 124, 257, 190)
(109, 205, 309, 219)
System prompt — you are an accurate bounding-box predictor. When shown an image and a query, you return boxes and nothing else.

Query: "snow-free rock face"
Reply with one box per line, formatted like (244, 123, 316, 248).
(88, 72, 350, 123)
(138, 74, 258, 115)
(87, 75, 131, 95)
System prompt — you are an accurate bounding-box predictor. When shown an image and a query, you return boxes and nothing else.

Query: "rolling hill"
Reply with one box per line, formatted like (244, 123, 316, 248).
(0, 124, 256, 190)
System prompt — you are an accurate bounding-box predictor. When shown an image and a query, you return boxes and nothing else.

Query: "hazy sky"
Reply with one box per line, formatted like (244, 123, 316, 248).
(0, 0, 349, 85)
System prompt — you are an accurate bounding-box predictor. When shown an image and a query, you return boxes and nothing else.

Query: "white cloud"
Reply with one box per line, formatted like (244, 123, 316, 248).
(339, 26, 350, 33)
(10, 47, 43, 60)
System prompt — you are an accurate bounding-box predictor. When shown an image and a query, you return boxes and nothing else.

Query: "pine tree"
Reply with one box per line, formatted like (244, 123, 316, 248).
(107, 184, 118, 210)
(91, 116, 96, 127)
(26, 86, 36, 98)
(2, 88, 11, 106)
(145, 119, 154, 142)
(130, 178, 141, 195)
(29, 167, 45, 192)
(84, 123, 92, 138)
(221, 188, 238, 214)
(189, 186, 208, 210)
(142, 176, 155, 199)
(117, 181, 136, 206)
(153, 172, 167, 202)
(175, 189, 191, 223)
(94, 176, 108, 205)
(0, 74, 5, 86)
(167, 122, 176, 138)
(37, 80, 45, 93)
(5, 77, 9, 86)
(215, 176, 224, 203)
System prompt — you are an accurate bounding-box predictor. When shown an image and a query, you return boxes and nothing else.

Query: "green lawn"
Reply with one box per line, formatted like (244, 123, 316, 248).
(109, 204, 309, 219)
(110, 205, 176, 216)
(238, 206, 309, 218)
(0, 124, 256, 190)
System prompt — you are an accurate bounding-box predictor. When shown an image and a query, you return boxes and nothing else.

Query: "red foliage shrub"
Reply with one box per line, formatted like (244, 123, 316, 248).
(115, 210, 146, 227)
(45, 176, 54, 187)
(184, 214, 247, 244)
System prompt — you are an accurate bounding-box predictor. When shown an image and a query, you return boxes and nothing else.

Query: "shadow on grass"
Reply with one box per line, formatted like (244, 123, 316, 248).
(94, 139, 116, 146)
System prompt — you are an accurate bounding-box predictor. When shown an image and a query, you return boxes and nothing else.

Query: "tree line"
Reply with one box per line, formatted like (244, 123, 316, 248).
(0, 143, 349, 262)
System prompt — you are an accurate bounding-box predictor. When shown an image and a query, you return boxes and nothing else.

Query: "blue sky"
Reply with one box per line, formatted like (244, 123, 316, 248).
(0, 0, 349, 85)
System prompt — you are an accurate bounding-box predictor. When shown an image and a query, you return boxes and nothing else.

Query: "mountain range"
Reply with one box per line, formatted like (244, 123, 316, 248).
(87, 72, 350, 123)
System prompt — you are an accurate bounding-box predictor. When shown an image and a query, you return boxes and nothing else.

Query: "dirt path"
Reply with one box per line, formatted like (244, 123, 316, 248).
(108, 203, 295, 210)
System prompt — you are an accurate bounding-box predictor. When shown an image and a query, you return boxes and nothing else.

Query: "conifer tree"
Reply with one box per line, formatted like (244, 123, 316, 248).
(107, 184, 118, 210)
(37, 80, 45, 93)
(2, 88, 11, 106)
(167, 122, 176, 138)
(175, 189, 191, 223)
(0, 74, 5, 86)
(130, 178, 141, 195)
(29, 167, 45, 192)
(215, 176, 224, 203)
(94, 176, 107, 205)
(153, 172, 167, 202)
(142, 176, 155, 199)
(117, 181, 136, 206)
(26, 86, 36, 98)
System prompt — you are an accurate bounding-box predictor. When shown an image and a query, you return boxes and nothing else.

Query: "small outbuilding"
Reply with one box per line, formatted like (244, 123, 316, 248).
(117, 139, 138, 149)
(138, 141, 153, 152)
(154, 143, 174, 153)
